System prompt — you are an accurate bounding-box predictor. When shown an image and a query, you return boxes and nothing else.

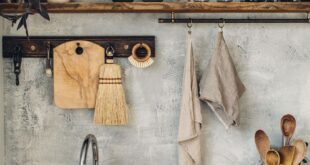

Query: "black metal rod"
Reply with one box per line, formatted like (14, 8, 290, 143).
(158, 18, 310, 23)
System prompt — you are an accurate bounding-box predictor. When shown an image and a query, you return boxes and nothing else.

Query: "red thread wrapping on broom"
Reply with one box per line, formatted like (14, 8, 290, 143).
(99, 82, 122, 84)
(99, 78, 122, 80)
(99, 77, 122, 84)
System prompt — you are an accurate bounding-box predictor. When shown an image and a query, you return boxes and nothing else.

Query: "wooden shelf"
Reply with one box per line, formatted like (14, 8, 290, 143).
(1, 2, 310, 13)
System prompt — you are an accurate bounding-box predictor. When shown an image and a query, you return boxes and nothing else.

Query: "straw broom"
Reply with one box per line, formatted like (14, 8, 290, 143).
(94, 49, 128, 125)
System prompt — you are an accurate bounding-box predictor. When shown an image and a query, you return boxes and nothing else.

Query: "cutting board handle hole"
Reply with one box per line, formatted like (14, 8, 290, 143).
(75, 42, 84, 55)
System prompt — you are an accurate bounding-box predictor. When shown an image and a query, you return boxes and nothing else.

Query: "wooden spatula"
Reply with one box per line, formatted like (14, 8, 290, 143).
(281, 114, 296, 146)
(255, 130, 270, 164)
(292, 139, 307, 165)
(278, 146, 296, 165)
(266, 150, 280, 165)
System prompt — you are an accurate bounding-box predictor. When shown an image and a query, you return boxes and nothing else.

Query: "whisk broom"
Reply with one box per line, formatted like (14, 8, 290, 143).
(94, 45, 128, 125)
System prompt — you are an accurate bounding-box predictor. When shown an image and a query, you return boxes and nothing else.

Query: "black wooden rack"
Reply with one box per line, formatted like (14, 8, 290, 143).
(2, 36, 156, 58)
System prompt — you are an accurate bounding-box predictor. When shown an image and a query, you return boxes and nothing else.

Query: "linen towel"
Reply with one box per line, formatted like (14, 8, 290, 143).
(200, 32, 246, 129)
(178, 32, 202, 165)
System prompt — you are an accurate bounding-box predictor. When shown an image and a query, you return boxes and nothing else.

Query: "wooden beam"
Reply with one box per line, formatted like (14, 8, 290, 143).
(1, 2, 310, 13)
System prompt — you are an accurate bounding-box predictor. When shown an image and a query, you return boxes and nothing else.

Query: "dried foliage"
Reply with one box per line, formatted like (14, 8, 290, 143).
(0, 0, 50, 37)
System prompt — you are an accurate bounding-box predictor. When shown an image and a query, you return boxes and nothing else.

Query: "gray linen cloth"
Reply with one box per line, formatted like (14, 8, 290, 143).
(200, 32, 246, 129)
(178, 32, 202, 165)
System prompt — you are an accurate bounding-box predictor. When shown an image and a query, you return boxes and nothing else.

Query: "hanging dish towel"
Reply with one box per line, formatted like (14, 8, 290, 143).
(178, 32, 202, 165)
(200, 32, 246, 129)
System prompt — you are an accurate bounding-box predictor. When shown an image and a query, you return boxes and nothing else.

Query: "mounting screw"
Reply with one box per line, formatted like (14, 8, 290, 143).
(30, 45, 36, 51)
(123, 44, 129, 50)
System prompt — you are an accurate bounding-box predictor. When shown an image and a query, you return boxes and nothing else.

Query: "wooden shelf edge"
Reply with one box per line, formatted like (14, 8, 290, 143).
(1, 2, 310, 13)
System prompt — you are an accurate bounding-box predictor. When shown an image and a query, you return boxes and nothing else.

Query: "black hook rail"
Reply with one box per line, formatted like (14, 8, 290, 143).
(2, 36, 156, 58)
(159, 18, 310, 24)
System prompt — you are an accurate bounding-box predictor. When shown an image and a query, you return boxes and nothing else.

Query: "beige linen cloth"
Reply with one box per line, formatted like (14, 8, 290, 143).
(178, 32, 202, 165)
(200, 32, 246, 129)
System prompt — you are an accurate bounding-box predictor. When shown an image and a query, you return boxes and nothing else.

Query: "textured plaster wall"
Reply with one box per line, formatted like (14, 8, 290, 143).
(2, 12, 310, 165)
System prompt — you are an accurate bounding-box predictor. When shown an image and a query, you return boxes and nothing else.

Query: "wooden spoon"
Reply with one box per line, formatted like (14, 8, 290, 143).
(266, 149, 280, 165)
(292, 139, 307, 165)
(278, 146, 296, 165)
(281, 114, 296, 146)
(255, 130, 270, 164)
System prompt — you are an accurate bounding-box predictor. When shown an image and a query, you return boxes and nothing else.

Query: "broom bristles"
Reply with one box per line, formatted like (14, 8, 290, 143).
(94, 64, 128, 125)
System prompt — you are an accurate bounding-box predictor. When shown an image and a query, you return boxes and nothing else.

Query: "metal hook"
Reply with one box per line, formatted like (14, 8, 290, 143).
(46, 42, 53, 77)
(171, 12, 175, 23)
(218, 18, 225, 32)
(187, 18, 193, 33)
(12, 45, 22, 86)
(105, 44, 115, 56)
(105, 43, 115, 64)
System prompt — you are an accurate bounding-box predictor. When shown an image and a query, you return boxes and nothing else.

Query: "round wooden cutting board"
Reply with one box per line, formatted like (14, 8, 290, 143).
(53, 40, 105, 109)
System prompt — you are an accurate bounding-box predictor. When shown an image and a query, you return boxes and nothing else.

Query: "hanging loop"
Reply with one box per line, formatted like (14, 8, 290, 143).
(218, 18, 225, 31)
(131, 43, 152, 62)
(187, 18, 193, 29)
(187, 18, 193, 33)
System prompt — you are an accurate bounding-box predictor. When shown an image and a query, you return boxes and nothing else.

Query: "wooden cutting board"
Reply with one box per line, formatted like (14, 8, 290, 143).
(54, 40, 105, 109)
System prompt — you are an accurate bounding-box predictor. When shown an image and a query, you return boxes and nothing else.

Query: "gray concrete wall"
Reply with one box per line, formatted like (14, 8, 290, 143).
(0, 17, 5, 165)
(2, 12, 310, 165)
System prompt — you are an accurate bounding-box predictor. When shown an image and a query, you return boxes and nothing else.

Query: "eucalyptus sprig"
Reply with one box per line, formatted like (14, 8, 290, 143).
(0, 0, 50, 37)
